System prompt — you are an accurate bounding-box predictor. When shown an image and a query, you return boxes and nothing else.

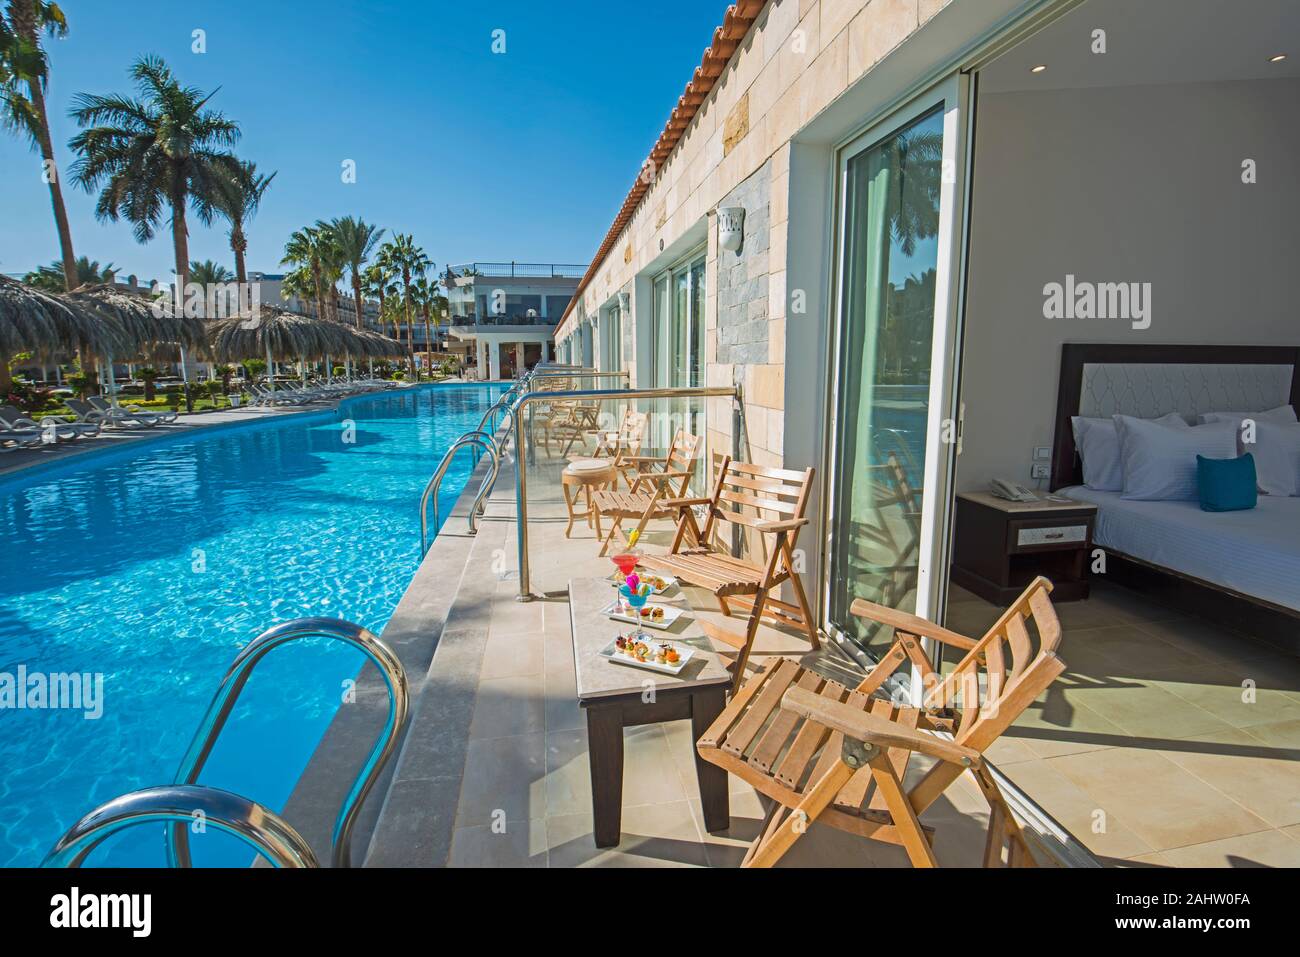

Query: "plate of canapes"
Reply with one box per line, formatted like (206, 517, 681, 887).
(601, 600, 686, 630)
(599, 636, 694, 675)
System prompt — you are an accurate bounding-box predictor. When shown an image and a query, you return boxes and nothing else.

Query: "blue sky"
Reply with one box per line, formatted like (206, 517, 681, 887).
(1, 0, 729, 282)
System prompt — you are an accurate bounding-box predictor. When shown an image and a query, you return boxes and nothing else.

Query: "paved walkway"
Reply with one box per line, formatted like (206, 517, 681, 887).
(362, 428, 1009, 868)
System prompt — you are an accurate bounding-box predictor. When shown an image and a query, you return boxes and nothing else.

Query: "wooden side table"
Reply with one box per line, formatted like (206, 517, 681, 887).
(568, 577, 732, 848)
(562, 460, 616, 538)
(951, 491, 1097, 603)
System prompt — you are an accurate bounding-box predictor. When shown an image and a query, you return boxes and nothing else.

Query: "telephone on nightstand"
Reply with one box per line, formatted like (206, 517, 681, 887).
(989, 478, 1039, 503)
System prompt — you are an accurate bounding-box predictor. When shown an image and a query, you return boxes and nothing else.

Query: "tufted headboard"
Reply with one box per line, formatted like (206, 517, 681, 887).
(1050, 344, 1300, 490)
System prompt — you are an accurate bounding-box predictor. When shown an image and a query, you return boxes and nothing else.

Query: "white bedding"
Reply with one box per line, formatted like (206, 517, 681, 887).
(1060, 486, 1300, 612)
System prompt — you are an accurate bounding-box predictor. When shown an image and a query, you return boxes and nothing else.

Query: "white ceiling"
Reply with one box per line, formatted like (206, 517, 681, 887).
(980, 0, 1300, 93)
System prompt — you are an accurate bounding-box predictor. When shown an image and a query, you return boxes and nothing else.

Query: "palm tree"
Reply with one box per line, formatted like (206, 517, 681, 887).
(280, 265, 314, 305)
(68, 56, 241, 409)
(379, 233, 429, 378)
(362, 261, 397, 338)
(411, 274, 446, 371)
(2, 1, 77, 290)
(212, 160, 275, 284)
(317, 229, 345, 325)
(282, 226, 326, 320)
(135, 365, 159, 401)
(69, 55, 241, 299)
(212, 362, 235, 394)
(323, 217, 384, 330)
(188, 259, 232, 287)
(23, 255, 115, 292)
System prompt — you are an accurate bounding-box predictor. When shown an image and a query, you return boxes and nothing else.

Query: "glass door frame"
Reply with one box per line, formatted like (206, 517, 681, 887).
(819, 72, 973, 668)
(651, 246, 706, 389)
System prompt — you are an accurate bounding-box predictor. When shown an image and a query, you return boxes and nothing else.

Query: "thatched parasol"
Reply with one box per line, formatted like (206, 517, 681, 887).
(208, 307, 356, 361)
(209, 306, 372, 392)
(0, 275, 118, 391)
(64, 284, 207, 354)
(62, 284, 209, 407)
(341, 326, 406, 359)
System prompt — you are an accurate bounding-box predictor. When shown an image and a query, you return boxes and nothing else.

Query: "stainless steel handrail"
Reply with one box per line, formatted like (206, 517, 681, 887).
(169, 617, 409, 868)
(511, 385, 741, 599)
(44, 785, 319, 868)
(455, 428, 502, 522)
(474, 391, 520, 449)
(419, 431, 499, 553)
(525, 370, 628, 393)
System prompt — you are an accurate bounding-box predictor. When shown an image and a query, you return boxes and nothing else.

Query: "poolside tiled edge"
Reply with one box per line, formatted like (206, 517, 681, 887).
(361, 445, 516, 867)
(279, 411, 506, 866)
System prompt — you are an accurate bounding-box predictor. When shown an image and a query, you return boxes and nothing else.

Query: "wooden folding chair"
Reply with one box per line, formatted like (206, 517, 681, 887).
(540, 400, 600, 457)
(563, 401, 602, 456)
(696, 577, 1066, 868)
(641, 457, 818, 691)
(590, 429, 702, 556)
(578, 408, 647, 463)
(571, 409, 647, 482)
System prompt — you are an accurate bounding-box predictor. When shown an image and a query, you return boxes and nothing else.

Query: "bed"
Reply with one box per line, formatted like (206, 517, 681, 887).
(1058, 487, 1300, 613)
(1051, 343, 1300, 651)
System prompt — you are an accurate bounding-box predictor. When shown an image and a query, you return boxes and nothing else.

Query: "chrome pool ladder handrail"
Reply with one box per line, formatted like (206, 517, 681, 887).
(43, 784, 319, 868)
(419, 430, 499, 554)
(474, 390, 520, 449)
(168, 617, 409, 869)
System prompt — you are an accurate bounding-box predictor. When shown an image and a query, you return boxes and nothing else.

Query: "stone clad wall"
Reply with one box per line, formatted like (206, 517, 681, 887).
(716, 159, 772, 368)
(558, 0, 952, 470)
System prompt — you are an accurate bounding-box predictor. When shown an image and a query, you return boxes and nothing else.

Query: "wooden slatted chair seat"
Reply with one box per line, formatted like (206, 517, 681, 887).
(659, 552, 766, 594)
(698, 659, 933, 848)
(589, 430, 703, 556)
(641, 456, 818, 691)
(697, 577, 1067, 868)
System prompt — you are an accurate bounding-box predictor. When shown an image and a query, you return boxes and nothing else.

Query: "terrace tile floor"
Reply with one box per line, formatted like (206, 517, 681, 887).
(389, 439, 1033, 868)
(945, 583, 1300, 867)
(364, 423, 1297, 868)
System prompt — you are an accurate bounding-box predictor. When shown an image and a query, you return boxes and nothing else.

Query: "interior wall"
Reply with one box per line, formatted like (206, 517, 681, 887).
(956, 76, 1300, 493)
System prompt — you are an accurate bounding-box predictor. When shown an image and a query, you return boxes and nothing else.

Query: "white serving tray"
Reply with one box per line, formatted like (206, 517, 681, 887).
(598, 638, 694, 675)
(601, 600, 687, 631)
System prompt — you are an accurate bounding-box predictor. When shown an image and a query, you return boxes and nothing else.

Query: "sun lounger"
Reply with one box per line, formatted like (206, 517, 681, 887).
(0, 405, 98, 440)
(87, 396, 176, 425)
(0, 422, 46, 449)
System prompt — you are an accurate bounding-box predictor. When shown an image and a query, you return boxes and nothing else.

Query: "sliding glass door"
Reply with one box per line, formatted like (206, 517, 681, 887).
(652, 251, 705, 388)
(826, 78, 969, 663)
(650, 252, 706, 455)
(599, 305, 622, 372)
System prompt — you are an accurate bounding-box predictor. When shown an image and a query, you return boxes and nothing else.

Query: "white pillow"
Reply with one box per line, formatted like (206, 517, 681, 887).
(1198, 404, 1297, 427)
(1072, 412, 1187, 491)
(1113, 415, 1237, 501)
(1244, 422, 1300, 496)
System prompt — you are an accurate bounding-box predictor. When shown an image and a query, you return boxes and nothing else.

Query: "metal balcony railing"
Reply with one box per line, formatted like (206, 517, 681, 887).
(510, 384, 742, 600)
(447, 262, 587, 280)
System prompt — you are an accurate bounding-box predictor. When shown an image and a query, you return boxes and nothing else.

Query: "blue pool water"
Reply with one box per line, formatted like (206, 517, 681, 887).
(0, 383, 504, 866)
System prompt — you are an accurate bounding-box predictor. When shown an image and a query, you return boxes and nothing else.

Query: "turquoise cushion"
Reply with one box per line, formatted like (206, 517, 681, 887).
(1197, 454, 1257, 512)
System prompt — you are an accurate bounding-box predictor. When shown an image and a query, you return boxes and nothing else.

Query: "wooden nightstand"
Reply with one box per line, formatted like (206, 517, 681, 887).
(951, 491, 1097, 603)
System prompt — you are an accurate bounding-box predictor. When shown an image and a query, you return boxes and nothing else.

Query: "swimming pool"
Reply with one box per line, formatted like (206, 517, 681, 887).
(0, 383, 505, 866)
